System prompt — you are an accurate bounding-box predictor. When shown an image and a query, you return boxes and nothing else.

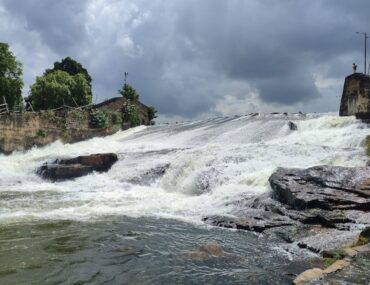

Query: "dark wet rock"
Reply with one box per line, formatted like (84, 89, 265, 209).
(37, 153, 118, 181)
(288, 121, 298, 130)
(269, 166, 370, 211)
(290, 209, 354, 229)
(203, 215, 294, 233)
(360, 227, 370, 240)
(297, 242, 321, 253)
(127, 163, 170, 185)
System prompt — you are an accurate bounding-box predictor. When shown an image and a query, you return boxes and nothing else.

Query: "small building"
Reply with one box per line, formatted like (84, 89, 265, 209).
(339, 73, 370, 119)
(92, 97, 126, 113)
(92, 96, 150, 125)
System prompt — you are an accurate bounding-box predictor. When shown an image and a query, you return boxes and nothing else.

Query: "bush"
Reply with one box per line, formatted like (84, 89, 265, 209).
(36, 129, 47, 138)
(110, 112, 122, 125)
(90, 110, 108, 128)
(122, 100, 140, 127)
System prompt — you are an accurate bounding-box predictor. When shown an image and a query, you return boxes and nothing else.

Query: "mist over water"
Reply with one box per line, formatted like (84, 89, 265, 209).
(0, 113, 368, 284)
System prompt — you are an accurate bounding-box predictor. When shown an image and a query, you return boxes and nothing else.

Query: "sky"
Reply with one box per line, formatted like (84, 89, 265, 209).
(0, 0, 368, 120)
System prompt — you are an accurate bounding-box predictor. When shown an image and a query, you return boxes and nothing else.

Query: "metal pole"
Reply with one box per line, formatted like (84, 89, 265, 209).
(365, 32, 367, 74)
(124, 72, 128, 84)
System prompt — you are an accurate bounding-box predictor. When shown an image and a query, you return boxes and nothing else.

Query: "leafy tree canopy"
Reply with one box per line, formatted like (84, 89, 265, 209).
(0, 42, 23, 110)
(29, 70, 92, 110)
(119, 83, 139, 101)
(45, 57, 92, 86)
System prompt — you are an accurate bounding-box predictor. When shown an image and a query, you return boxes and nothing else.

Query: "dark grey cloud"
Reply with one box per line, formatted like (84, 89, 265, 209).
(0, 0, 369, 118)
(2, 0, 88, 54)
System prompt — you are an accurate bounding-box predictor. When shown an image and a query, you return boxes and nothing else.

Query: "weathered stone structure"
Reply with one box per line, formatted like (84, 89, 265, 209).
(339, 73, 370, 119)
(0, 98, 150, 154)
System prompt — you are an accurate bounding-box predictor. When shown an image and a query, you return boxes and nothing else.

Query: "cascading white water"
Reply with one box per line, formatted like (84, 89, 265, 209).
(0, 113, 368, 225)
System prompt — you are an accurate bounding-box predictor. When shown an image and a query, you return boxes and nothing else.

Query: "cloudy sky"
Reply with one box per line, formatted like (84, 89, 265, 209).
(0, 0, 368, 120)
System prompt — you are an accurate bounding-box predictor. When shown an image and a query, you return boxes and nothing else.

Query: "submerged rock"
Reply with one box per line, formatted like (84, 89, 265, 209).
(186, 242, 233, 261)
(269, 166, 370, 211)
(288, 121, 298, 131)
(37, 153, 118, 181)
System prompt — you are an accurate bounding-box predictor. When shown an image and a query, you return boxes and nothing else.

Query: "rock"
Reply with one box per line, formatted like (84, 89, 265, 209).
(186, 242, 232, 261)
(127, 163, 171, 185)
(359, 226, 370, 240)
(293, 268, 324, 285)
(37, 153, 118, 181)
(288, 121, 298, 130)
(323, 259, 350, 274)
(352, 244, 370, 253)
(343, 248, 358, 257)
(269, 166, 370, 211)
(203, 215, 294, 233)
(295, 209, 354, 228)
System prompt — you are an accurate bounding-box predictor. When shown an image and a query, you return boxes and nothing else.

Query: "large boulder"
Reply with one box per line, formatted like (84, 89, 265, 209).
(38, 153, 118, 181)
(269, 166, 370, 211)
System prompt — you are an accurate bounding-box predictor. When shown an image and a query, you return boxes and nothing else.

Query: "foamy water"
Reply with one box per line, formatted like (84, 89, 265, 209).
(0, 113, 367, 224)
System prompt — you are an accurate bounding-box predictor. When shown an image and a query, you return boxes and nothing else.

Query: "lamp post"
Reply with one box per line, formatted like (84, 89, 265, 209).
(356, 32, 369, 74)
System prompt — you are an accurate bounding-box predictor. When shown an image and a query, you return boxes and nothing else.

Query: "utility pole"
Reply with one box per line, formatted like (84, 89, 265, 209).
(124, 72, 128, 85)
(356, 32, 369, 74)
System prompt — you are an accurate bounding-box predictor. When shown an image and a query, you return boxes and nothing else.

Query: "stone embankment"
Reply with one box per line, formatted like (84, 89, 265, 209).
(0, 97, 151, 154)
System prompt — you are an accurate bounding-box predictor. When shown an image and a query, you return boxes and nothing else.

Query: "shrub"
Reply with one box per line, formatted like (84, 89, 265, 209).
(110, 112, 122, 125)
(90, 110, 108, 128)
(122, 100, 140, 127)
(36, 129, 47, 137)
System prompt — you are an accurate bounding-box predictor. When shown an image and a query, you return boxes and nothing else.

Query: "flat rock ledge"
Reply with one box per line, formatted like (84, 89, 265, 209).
(37, 153, 118, 181)
(269, 165, 370, 211)
(204, 166, 370, 249)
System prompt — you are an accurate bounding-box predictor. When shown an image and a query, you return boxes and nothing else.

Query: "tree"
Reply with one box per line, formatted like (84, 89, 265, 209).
(0, 42, 23, 110)
(44, 57, 92, 97)
(29, 70, 91, 110)
(119, 83, 139, 101)
(147, 106, 157, 121)
(45, 57, 92, 84)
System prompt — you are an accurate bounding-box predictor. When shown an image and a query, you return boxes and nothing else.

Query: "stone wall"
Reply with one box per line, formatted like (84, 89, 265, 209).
(339, 73, 370, 119)
(0, 110, 117, 154)
(0, 97, 151, 154)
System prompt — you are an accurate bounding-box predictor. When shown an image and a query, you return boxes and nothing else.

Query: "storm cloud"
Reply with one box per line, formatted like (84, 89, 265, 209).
(0, 0, 368, 119)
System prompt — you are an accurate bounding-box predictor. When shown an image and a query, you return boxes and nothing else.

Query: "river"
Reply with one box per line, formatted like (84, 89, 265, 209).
(0, 113, 367, 284)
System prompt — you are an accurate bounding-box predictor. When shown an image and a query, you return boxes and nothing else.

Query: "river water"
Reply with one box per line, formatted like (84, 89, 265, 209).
(0, 113, 368, 284)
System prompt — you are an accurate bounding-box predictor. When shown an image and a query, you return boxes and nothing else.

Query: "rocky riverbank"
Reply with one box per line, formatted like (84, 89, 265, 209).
(204, 164, 370, 284)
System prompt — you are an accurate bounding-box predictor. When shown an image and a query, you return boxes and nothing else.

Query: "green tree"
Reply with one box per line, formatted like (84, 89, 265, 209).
(45, 57, 92, 97)
(0, 43, 23, 110)
(29, 70, 92, 110)
(119, 83, 139, 101)
(45, 57, 92, 84)
(147, 106, 157, 121)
